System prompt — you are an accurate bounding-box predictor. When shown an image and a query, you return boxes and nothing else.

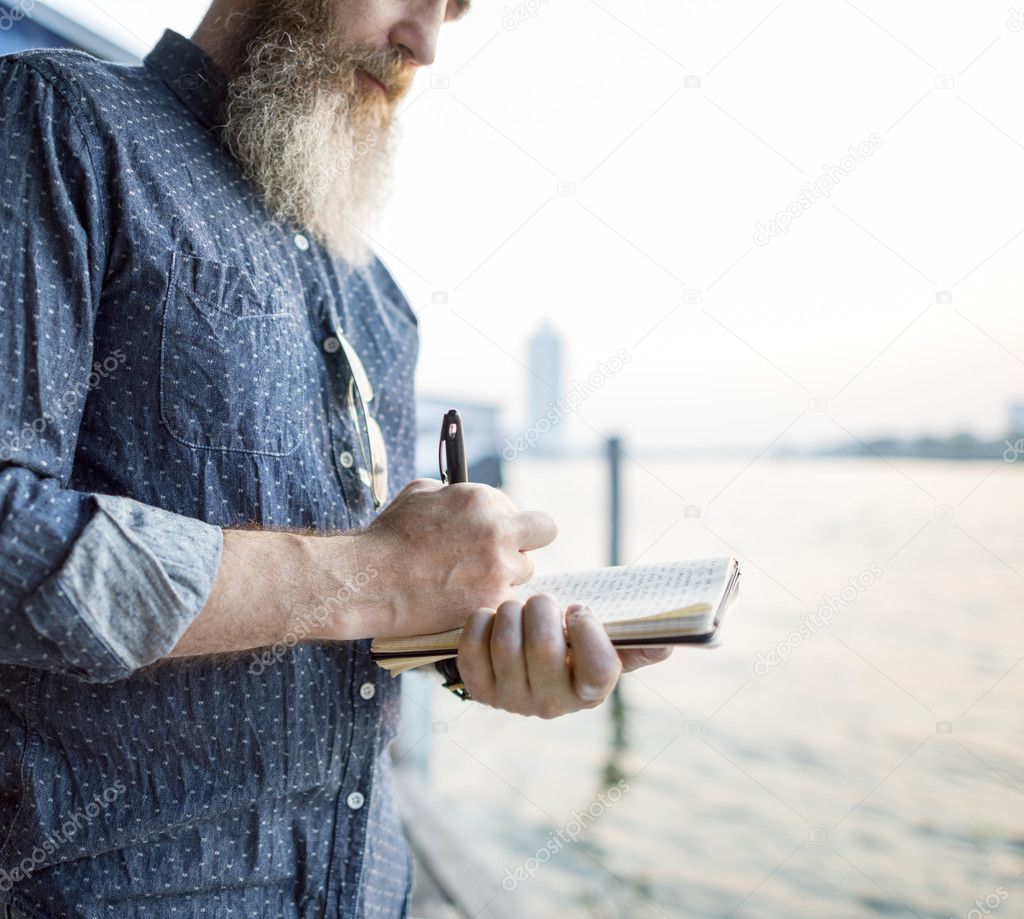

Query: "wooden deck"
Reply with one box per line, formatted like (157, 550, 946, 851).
(395, 771, 517, 919)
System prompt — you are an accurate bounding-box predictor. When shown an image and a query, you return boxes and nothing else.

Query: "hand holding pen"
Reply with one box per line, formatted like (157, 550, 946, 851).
(359, 413, 553, 642)
(433, 410, 667, 713)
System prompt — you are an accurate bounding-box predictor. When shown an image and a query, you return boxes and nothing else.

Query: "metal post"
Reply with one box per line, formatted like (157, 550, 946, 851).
(608, 436, 622, 567)
(605, 436, 628, 782)
(393, 671, 431, 780)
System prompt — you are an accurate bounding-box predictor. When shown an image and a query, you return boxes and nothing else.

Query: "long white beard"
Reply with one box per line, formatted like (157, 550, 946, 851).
(220, 4, 399, 266)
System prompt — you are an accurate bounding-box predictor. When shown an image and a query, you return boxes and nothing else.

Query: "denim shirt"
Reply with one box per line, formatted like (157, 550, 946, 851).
(0, 29, 419, 919)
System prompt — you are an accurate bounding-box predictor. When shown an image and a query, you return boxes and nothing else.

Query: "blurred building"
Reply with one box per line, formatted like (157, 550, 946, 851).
(1010, 403, 1024, 436)
(526, 320, 565, 454)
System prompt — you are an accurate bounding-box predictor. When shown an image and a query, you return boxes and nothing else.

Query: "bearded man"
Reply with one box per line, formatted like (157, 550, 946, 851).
(0, 2, 671, 916)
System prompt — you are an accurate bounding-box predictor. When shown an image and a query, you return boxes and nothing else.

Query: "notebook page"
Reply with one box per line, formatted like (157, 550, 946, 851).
(515, 557, 734, 624)
(371, 557, 736, 657)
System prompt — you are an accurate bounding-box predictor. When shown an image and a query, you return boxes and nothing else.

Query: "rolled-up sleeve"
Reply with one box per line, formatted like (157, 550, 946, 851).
(0, 58, 223, 681)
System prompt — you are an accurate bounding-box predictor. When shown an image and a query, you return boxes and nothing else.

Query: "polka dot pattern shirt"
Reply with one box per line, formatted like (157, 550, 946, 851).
(0, 29, 418, 919)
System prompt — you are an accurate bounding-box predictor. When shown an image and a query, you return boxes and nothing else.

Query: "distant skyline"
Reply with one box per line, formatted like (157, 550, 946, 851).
(526, 322, 566, 453)
(46, 0, 1024, 451)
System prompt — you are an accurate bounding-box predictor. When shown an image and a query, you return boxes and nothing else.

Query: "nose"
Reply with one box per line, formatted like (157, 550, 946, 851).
(388, 0, 446, 67)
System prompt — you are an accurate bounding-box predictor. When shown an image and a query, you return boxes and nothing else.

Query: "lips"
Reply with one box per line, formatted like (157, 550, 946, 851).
(358, 69, 388, 95)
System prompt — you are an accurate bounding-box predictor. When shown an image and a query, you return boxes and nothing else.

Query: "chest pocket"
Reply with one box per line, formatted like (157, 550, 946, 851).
(159, 251, 312, 455)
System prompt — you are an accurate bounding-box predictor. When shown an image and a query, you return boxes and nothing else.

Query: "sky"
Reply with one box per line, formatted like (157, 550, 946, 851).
(43, 0, 1024, 451)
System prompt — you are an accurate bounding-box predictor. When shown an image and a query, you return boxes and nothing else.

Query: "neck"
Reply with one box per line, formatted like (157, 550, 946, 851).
(192, 0, 249, 74)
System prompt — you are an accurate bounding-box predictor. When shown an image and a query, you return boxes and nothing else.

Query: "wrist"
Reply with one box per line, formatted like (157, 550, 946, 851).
(301, 530, 393, 642)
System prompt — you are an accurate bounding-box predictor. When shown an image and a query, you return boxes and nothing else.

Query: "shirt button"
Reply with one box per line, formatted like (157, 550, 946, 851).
(339, 450, 354, 469)
(323, 336, 340, 353)
(359, 682, 376, 700)
(294, 232, 310, 251)
(346, 791, 365, 810)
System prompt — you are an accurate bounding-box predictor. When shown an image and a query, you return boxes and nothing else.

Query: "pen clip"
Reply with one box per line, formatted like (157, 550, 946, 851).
(438, 409, 465, 484)
(438, 427, 448, 483)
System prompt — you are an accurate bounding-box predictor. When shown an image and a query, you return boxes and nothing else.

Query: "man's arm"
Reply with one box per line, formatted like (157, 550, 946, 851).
(0, 58, 223, 681)
(169, 478, 555, 656)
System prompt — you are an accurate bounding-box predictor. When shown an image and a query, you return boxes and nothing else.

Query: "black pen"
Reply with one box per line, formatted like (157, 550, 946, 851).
(436, 409, 472, 699)
(438, 408, 467, 485)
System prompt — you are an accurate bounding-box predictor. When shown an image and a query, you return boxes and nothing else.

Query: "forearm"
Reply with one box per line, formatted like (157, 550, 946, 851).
(171, 477, 560, 660)
(167, 528, 388, 658)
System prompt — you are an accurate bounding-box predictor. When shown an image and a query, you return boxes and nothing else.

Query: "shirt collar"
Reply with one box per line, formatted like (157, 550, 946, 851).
(143, 29, 228, 132)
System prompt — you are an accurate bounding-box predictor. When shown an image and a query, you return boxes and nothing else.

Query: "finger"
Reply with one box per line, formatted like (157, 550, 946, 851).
(618, 646, 673, 673)
(515, 510, 558, 551)
(457, 609, 497, 699)
(566, 606, 621, 704)
(522, 594, 571, 695)
(489, 599, 528, 695)
(508, 550, 535, 587)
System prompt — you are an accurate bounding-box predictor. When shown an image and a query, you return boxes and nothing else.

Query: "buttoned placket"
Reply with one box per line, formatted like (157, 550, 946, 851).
(335, 648, 387, 917)
(298, 239, 372, 522)
(321, 304, 377, 516)
(293, 237, 384, 917)
(320, 647, 386, 917)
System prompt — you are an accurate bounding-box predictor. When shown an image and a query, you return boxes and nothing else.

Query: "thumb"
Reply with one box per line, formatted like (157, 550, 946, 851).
(618, 647, 673, 673)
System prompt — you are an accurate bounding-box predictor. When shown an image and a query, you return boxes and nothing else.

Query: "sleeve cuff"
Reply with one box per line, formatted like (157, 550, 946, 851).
(27, 494, 223, 681)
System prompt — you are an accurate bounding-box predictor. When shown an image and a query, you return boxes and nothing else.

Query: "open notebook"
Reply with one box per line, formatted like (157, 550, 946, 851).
(371, 556, 741, 675)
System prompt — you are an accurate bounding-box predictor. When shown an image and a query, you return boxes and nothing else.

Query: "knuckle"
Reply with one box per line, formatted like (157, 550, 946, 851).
(536, 699, 565, 720)
(490, 693, 522, 716)
(592, 665, 621, 694)
(490, 631, 519, 662)
(523, 592, 558, 614)
(495, 599, 523, 618)
(525, 628, 564, 661)
(462, 482, 494, 512)
(457, 610, 490, 648)
(472, 606, 496, 623)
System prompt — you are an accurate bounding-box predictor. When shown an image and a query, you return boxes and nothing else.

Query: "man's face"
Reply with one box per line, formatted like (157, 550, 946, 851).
(219, 0, 468, 265)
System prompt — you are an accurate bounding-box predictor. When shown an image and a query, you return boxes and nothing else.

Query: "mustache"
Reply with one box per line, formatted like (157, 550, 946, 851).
(351, 47, 414, 99)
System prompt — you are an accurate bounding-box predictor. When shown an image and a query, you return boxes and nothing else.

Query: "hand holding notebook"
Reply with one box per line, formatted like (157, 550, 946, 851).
(371, 556, 741, 676)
